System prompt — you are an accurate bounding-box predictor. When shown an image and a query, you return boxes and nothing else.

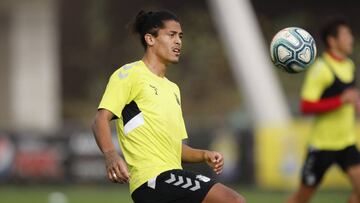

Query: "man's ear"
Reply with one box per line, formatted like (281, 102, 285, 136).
(144, 33, 155, 47)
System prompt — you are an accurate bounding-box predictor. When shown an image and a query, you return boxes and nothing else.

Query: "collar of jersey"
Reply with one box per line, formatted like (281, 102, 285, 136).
(326, 51, 346, 62)
(139, 60, 168, 82)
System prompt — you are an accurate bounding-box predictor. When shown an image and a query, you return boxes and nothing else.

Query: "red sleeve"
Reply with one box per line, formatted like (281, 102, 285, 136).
(301, 96, 342, 114)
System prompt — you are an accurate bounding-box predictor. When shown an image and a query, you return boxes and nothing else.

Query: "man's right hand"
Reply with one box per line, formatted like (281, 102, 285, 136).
(341, 88, 360, 105)
(104, 150, 130, 183)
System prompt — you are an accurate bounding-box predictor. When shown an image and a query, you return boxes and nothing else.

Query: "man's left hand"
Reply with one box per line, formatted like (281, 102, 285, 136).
(204, 151, 224, 175)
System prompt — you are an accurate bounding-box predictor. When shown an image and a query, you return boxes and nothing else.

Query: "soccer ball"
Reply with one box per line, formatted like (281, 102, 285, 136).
(270, 27, 317, 73)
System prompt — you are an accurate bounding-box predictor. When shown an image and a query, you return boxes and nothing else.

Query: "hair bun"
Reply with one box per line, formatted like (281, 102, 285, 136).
(133, 10, 148, 34)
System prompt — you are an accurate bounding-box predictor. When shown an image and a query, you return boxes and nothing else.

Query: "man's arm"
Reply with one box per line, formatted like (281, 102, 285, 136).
(91, 109, 130, 183)
(300, 96, 342, 114)
(301, 88, 359, 114)
(182, 143, 224, 174)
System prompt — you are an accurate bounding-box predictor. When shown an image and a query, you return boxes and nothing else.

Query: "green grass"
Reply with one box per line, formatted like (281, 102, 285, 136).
(0, 184, 350, 203)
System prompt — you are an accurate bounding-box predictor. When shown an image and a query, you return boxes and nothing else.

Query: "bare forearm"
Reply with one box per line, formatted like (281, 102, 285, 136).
(91, 110, 129, 183)
(92, 116, 116, 154)
(181, 144, 206, 163)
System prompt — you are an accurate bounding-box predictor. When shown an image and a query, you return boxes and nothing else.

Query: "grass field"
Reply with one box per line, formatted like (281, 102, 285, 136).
(0, 184, 351, 203)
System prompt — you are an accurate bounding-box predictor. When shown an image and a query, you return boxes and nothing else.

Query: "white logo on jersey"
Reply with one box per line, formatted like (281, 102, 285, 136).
(118, 64, 133, 79)
(118, 72, 128, 79)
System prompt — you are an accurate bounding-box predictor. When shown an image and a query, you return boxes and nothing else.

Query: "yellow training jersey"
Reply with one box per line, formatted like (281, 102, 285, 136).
(301, 52, 356, 150)
(98, 60, 188, 193)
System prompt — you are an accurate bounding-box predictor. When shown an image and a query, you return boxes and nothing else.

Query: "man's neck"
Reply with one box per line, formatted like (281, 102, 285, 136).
(327, 49, 346, 61)
(142, 53, 167, 78)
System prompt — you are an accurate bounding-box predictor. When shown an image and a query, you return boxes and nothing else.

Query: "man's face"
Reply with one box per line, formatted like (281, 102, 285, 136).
(152, 20, 183, 64)
(335, 25, 354, 55)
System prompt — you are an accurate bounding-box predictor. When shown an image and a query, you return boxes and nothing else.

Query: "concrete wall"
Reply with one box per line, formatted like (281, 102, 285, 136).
(0, 0, 60, 133)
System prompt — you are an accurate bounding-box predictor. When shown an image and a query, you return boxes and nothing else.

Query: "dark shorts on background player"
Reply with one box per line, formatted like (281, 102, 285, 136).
(301, 145, 360, 187)
(131, 169, 217, 203)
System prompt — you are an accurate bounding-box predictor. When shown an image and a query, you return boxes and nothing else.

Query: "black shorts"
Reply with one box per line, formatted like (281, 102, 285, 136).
(131, 169, 217, 203)
(301, 145, 360, 186)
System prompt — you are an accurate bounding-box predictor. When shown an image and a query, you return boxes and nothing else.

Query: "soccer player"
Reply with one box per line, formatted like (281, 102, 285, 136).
(287, 18, 360, 203)
(91, 10, 245, 203)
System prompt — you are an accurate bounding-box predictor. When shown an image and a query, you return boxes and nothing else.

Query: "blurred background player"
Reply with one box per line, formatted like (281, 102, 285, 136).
(91, 10, 245, 203)
(287, 18, 360, 203)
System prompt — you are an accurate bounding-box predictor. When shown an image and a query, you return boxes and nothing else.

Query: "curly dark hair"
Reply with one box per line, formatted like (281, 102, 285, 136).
(131, 10, 179, 49)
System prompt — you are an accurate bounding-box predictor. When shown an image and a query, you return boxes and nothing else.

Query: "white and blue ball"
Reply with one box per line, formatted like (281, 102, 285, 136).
(270, 27, 317, 73)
